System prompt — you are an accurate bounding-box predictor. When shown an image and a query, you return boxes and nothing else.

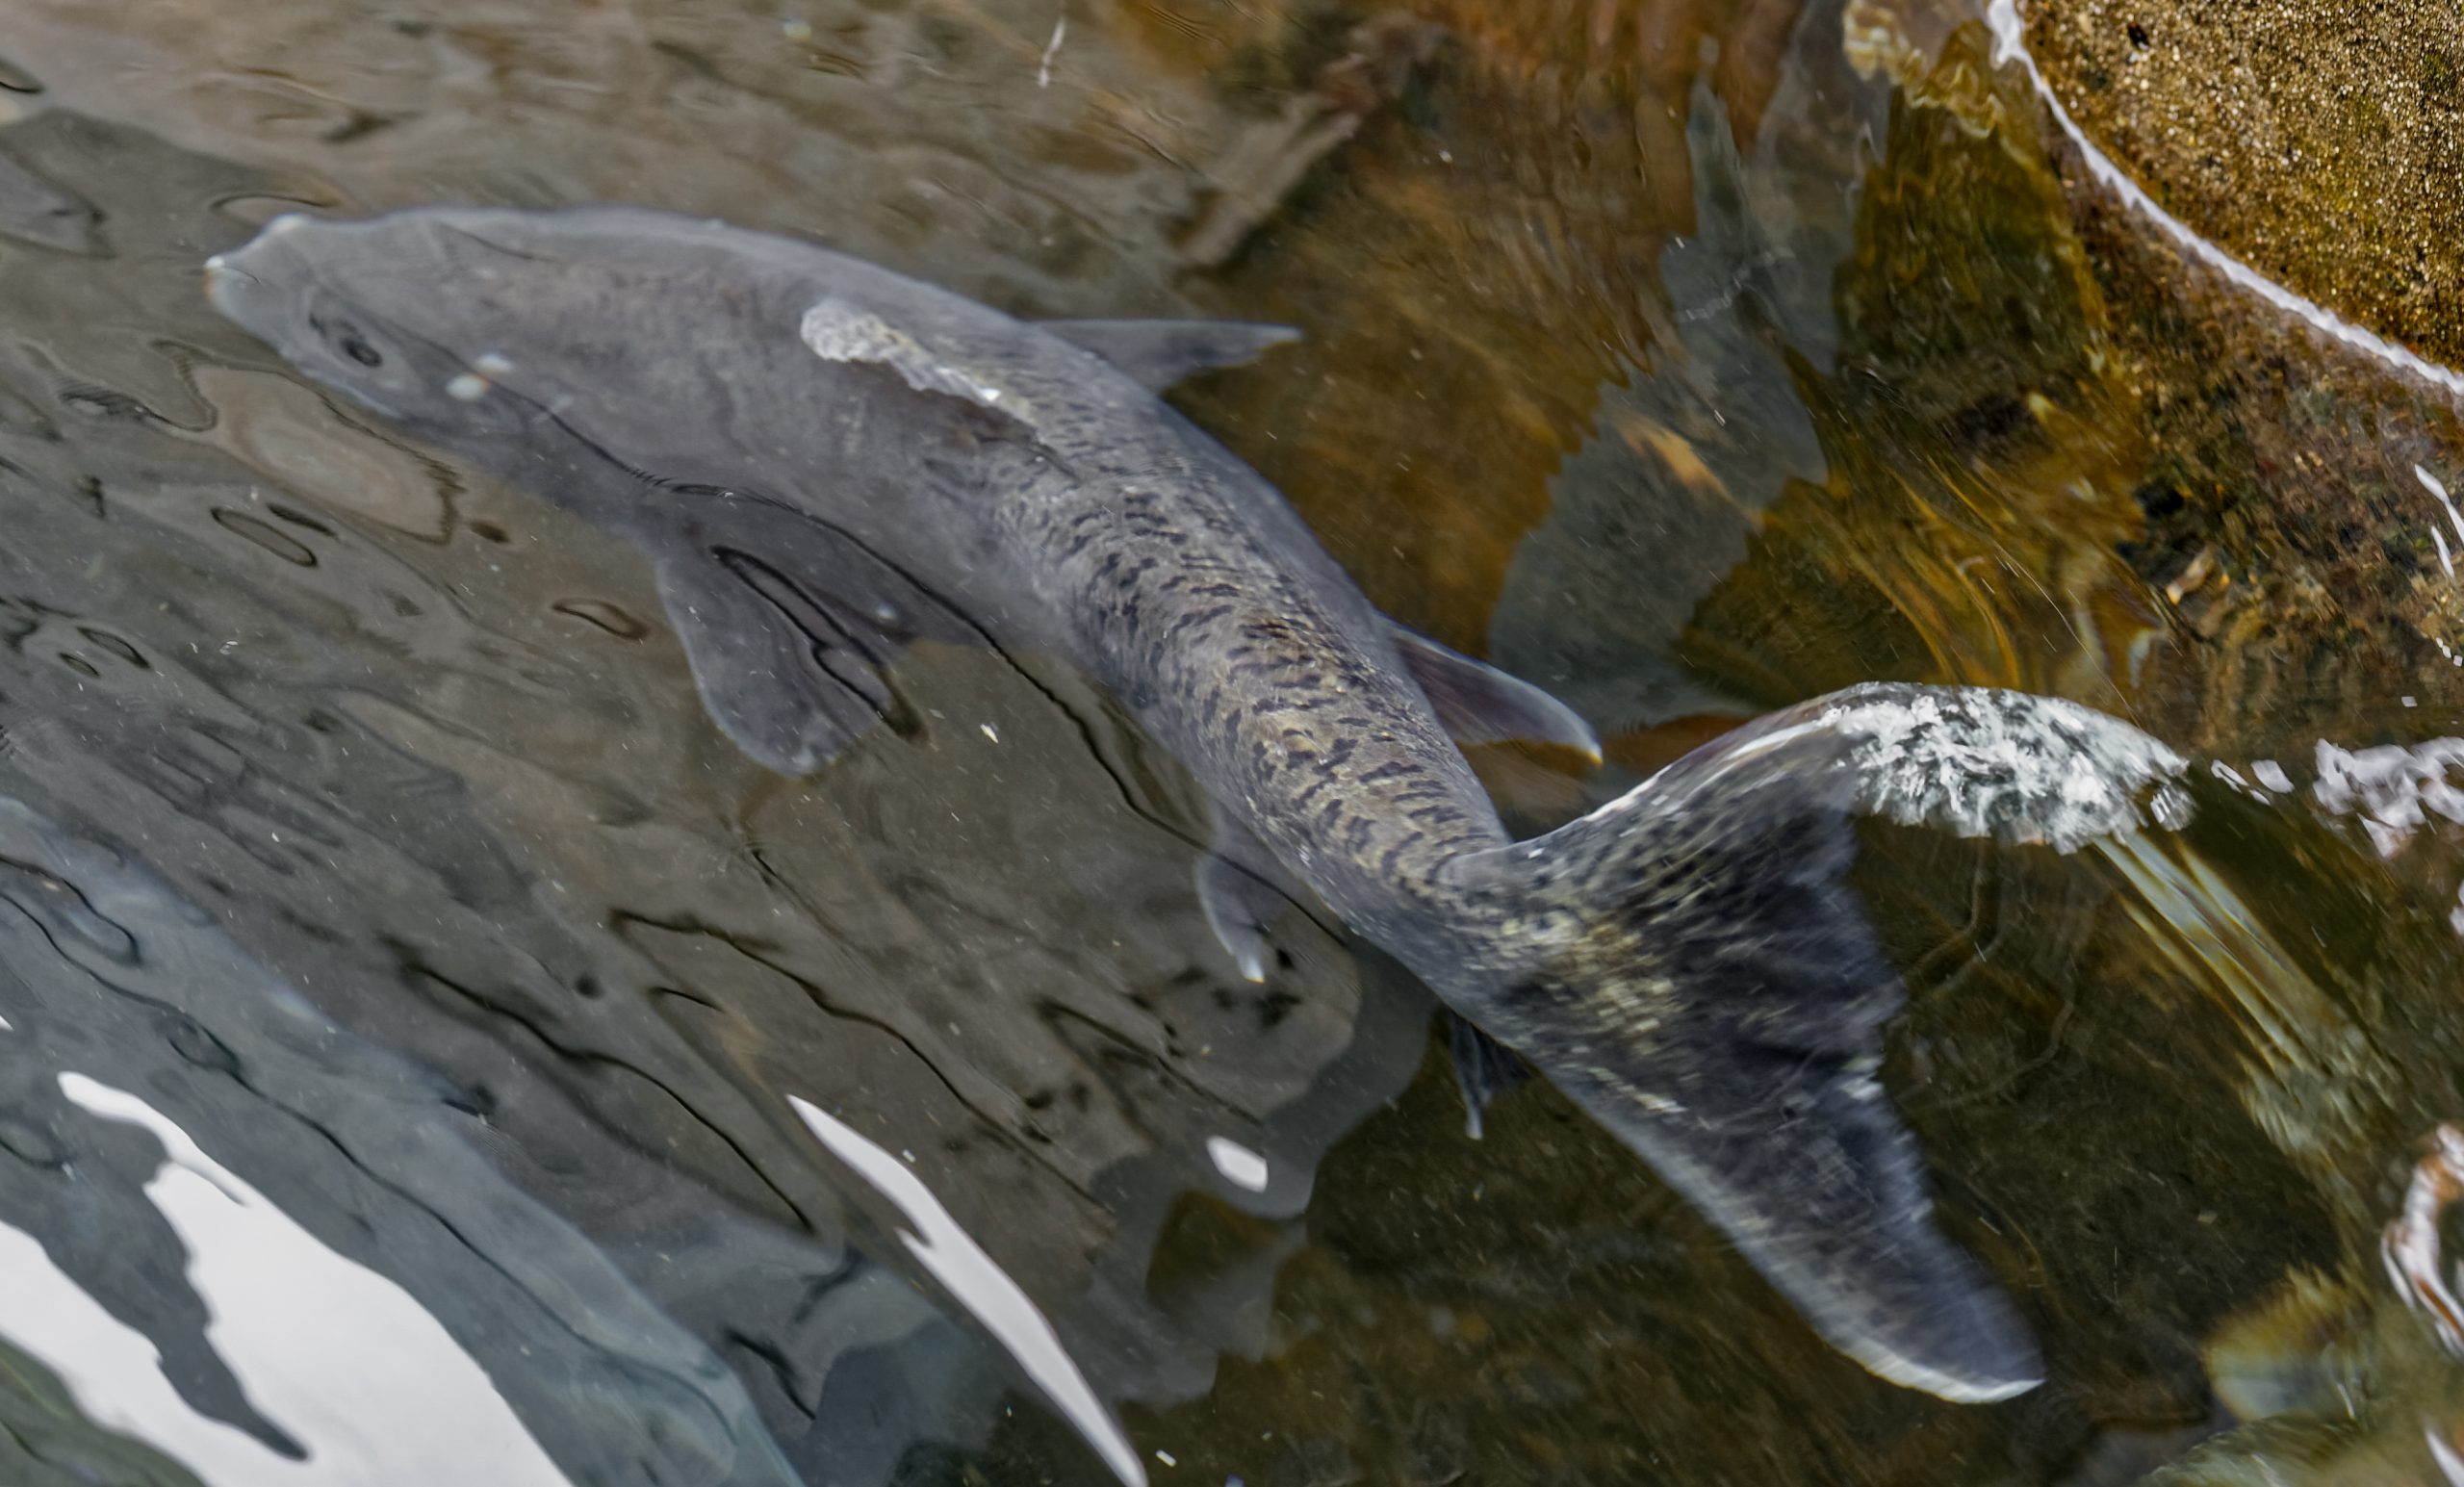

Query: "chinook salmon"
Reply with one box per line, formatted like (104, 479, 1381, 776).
(204, 206, 2192, 1405)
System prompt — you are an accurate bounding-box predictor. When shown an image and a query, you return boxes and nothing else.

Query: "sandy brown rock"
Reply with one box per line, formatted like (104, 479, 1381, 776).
(2027, 0, 2464, 368)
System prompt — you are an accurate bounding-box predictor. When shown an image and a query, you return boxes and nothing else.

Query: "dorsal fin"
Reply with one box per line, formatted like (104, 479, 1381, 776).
(1036, 318, 1299, 392)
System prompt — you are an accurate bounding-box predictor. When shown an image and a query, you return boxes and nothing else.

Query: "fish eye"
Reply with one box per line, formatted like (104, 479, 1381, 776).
(336, 328, 384, 368)
(310, 309, 388, 370)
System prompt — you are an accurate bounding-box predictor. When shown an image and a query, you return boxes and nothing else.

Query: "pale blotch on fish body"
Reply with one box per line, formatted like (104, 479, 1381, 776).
(445, 351, 517, 401)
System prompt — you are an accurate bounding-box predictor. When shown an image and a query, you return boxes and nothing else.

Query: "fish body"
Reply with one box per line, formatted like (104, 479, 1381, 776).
(206, 206, 2193, 1409)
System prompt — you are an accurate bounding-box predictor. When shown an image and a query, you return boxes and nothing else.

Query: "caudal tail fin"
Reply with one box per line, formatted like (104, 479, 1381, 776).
(1451, 683, 2189, 1402)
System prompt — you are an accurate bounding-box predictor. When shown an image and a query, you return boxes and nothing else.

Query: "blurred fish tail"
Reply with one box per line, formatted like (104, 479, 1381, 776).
(1441, 687, 2154, 1401)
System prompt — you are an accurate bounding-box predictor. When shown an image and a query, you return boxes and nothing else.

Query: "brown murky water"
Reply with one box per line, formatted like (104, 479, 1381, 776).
(0, 0, 2457, 1482)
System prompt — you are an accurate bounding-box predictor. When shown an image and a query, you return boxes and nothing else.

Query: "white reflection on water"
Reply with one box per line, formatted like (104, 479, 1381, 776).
(0, 1073, 576, 1486)
(789, 1094, 1147, 1487)
(1205, 1136, 1270, 1193)
(2311, 736, 2464, 859)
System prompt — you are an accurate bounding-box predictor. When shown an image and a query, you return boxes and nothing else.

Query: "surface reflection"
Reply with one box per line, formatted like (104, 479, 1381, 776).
(0, 796, 796, 1484)
(792, 1095, 1144, 1487)
(52, 1073, 570, 1487)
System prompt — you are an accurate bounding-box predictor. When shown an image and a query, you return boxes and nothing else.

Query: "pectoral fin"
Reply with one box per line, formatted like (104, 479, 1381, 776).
(1388, 623, 1602, 761)
(1037, 319, 1299, 392)
(653, 502, 965, 776)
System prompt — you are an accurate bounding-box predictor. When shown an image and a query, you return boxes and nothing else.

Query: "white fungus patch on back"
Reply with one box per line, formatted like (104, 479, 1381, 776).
(799, 298, 1024, 418)
(1814, 684, 2193, 852)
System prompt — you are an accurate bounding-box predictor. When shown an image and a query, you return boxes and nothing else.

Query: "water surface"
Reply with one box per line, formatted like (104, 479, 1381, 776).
(0, 0, 2458, 1481)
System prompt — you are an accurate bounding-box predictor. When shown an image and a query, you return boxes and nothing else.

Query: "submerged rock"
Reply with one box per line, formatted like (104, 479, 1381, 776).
(2025, 0, 2464, 371)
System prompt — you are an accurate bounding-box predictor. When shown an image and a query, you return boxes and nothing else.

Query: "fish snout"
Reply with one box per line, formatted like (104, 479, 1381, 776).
(200, 253, 259, 320)
(201, 215, 325, 329)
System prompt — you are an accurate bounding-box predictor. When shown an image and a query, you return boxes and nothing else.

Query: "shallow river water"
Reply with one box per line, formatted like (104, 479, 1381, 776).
(0, 0, 2459, 1482)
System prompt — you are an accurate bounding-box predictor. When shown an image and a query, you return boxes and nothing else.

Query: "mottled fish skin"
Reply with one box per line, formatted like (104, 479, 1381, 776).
(203, 206, 2196, 1407)
(795, 251, 1511, 951)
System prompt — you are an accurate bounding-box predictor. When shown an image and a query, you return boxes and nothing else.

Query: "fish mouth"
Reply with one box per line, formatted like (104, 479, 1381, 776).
(202, 246, 285, 333)
(200, 254, 258, 321)
(201, 213, 325, 330)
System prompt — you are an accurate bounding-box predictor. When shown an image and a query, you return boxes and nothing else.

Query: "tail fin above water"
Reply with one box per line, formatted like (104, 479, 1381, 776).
(1453, 683, 2189, 1402)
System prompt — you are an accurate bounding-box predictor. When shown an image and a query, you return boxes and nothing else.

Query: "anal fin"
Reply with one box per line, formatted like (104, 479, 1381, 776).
(1445, 1012, 1528, 1141)
(1388, 623, 1601, 762)
(654, 497, 968, 777)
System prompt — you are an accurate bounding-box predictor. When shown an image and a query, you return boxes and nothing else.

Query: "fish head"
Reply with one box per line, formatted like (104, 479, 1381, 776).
(203, 208, 710, 442)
